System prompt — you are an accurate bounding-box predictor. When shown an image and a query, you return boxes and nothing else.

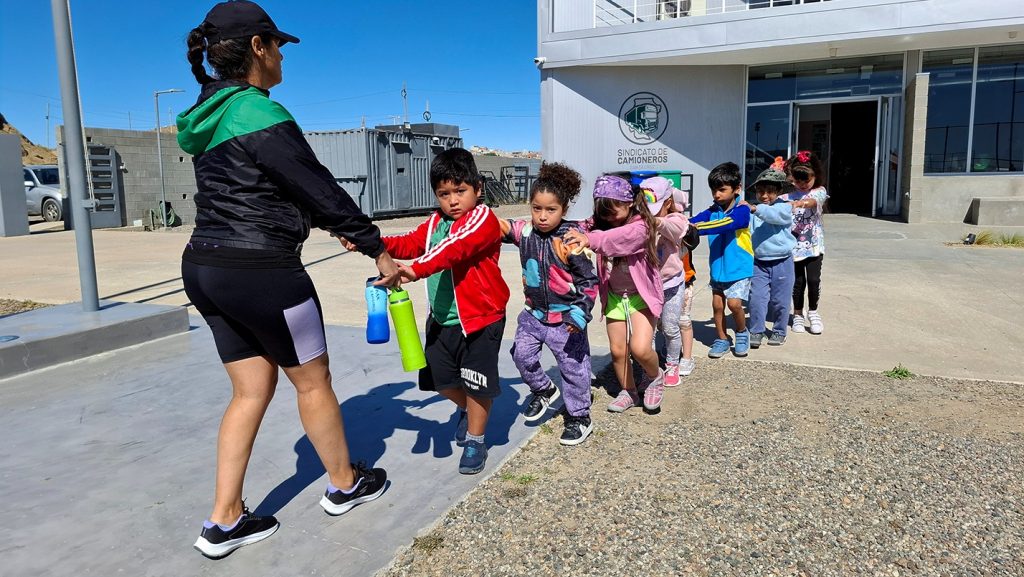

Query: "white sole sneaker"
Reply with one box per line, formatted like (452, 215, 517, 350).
(523, 386, 561, 422)
(319, 481, 388, 516)
(791, 315, 806, 333)
(193, 523, 279, 559)
(807, 311, 823, 334)
(559, 420, 594, 446)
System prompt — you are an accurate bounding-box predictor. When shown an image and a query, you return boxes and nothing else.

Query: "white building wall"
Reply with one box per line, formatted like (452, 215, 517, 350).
(542, 65, 746, 219)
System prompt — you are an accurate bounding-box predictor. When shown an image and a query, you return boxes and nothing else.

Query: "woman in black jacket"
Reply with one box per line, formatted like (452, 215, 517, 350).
(177, 1, 396, 558)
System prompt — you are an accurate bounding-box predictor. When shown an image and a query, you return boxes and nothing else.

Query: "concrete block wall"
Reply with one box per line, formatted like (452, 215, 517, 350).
(60, 127, 197, 227)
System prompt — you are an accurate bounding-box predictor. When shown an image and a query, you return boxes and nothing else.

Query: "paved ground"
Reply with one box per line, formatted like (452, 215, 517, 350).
(0, 322, 541, 577)
(4, 211, 1023, 382)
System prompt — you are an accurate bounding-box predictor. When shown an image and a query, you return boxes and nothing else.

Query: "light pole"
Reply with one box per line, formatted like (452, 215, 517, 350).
(154, 88, 184, 228)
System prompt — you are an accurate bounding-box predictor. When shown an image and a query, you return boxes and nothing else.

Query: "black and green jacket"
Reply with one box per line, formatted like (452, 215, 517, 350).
(176, 80, 383, 257)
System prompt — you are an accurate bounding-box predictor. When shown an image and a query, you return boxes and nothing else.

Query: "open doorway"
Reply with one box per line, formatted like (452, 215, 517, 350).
(795, 101, 878, 215)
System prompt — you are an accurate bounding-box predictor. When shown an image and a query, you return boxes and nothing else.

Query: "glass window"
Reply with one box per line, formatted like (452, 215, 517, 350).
(744, 104, 790, 200)
(971, 44, 1024, 172)
(922, 49, 975, 173)
(24, 169, 33, 183)
(749, 54, 904, 103)
(32, 168, 60, 185)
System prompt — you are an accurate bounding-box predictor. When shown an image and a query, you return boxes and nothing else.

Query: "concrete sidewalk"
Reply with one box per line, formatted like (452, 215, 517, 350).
(0, 322, 549, 577)
(3, 211, 1021, 381)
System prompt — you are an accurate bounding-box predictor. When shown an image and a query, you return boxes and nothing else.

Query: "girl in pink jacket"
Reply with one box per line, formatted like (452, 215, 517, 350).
(564, 175, 664, 414)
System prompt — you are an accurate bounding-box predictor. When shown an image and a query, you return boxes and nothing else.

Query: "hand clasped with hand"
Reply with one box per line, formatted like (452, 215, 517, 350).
(562, 229, 589, 251)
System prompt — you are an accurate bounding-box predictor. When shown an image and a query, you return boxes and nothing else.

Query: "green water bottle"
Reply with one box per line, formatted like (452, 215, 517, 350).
(388, 288, 427, 372)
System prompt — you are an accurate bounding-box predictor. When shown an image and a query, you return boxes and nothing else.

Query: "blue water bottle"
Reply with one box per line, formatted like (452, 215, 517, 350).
(365, 277, 390, 344)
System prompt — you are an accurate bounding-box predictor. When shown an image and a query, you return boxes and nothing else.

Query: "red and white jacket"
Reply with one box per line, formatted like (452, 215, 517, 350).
(382, 205, 508, 335)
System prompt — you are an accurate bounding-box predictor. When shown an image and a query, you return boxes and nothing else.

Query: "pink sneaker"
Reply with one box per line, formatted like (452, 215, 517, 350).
(607, 389, 639, 413)
(663, 362, 680, 387)
(643, 369, 665, 410)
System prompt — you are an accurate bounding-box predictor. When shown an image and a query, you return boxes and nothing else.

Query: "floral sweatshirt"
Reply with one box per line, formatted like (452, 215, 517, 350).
(780, 186, 828, 261)
(504, 219, 598, 330)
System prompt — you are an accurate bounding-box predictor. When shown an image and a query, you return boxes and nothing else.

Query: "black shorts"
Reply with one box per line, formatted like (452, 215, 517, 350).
(419, 316, 505, 399)
(182, 260, 327, 367)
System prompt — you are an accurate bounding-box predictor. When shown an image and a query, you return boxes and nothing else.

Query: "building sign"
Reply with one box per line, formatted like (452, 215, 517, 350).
(617, 92, 669, 164)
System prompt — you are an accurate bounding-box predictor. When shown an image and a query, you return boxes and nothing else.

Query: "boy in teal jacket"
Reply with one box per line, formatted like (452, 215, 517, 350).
(690, 162, 754, 358)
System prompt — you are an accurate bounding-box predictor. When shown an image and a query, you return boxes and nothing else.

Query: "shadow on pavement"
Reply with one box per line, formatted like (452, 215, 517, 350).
(254, 378, 523, 516)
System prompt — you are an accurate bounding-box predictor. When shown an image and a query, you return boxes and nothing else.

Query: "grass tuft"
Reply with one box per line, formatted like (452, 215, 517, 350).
(883, 364, 914, 380)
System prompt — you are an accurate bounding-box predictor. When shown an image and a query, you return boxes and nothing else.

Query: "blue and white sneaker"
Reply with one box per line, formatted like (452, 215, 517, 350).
(458, 440, 488, 475)
(708, 338, 731, 358)
(733, 330, 750, 357)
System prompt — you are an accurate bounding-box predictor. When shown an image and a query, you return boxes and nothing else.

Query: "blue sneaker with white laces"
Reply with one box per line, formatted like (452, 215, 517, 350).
(733, 330, 750, 357)
(458, 440, 488, 475)
(454, 410, 468, 447)
(708, 338, 731, 358)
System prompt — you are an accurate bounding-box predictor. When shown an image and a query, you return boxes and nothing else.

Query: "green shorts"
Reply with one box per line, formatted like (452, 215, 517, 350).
(604, 293, 648, 321)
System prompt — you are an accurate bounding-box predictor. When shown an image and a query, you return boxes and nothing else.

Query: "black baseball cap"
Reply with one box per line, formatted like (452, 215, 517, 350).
(202, 0, 300, 45)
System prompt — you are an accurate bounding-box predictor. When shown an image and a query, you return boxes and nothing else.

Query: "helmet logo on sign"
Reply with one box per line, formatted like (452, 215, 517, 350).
(619, 92, 668, 145)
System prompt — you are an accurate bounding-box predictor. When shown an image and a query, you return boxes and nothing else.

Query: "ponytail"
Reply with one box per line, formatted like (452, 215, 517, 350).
(187, 25, 215, 85)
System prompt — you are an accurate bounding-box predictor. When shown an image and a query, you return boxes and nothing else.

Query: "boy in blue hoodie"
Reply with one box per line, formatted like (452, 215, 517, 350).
(745, 159, 797, 348)
(690, 162, 754, 358)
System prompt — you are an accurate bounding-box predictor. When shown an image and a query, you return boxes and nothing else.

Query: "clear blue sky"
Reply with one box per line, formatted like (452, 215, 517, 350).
(0, 1, 540, 151)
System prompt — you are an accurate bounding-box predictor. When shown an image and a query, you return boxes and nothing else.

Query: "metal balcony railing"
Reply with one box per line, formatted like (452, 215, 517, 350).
(593, 0, 832, 27)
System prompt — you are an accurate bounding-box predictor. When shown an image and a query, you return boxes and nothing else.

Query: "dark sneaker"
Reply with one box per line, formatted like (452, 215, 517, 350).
(319, 462, 389, 516)
(750, 332, 765, 349)
(458, 440, 488, 474)
(454, 410, 468, 446)
(767, 331, 787, 346)
(523, 384, 560, 422)
(193, 506, 279, 559)
(559, 415, 593, 446)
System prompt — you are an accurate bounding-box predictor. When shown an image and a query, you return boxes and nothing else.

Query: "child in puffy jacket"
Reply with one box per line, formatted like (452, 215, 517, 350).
(501, 162, 599, 446)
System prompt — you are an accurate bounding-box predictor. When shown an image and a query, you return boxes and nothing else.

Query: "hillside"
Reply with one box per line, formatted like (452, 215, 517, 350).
(0, 113, 58, 165)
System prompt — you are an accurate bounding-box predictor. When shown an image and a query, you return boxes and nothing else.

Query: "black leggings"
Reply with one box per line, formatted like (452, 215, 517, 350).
(793, 255, 823, 311)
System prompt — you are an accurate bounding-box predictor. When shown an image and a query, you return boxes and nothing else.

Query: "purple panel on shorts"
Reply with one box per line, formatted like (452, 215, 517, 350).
(283, 297, 327, 365)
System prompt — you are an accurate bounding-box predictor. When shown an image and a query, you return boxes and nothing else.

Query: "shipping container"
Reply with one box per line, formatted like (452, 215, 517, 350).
(305, 124, 462, 218)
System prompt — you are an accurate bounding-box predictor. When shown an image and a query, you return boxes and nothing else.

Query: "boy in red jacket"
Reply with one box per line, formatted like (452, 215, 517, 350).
(387, 148, 509, 475)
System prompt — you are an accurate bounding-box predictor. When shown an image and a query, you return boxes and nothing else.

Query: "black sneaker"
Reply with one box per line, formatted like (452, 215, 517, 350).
(523, 384, 560, 422)
(193, 506, 279, 559)
(559, 414, 593, 446)
(319, 462, 389, 516)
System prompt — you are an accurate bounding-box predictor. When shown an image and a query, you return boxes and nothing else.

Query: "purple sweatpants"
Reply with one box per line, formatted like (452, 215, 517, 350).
(510, 310, 592, 417)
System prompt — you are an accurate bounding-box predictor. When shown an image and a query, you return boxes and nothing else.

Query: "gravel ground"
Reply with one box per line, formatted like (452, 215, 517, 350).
(0, 298, 49, 317)
(381, 359, 1024, 577)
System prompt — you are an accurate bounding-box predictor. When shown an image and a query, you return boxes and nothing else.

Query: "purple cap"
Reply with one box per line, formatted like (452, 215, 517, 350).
(593, 175, 634, 202)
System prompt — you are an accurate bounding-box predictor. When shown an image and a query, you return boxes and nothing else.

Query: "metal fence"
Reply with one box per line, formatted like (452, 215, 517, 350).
(593, 0, 831, 27)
